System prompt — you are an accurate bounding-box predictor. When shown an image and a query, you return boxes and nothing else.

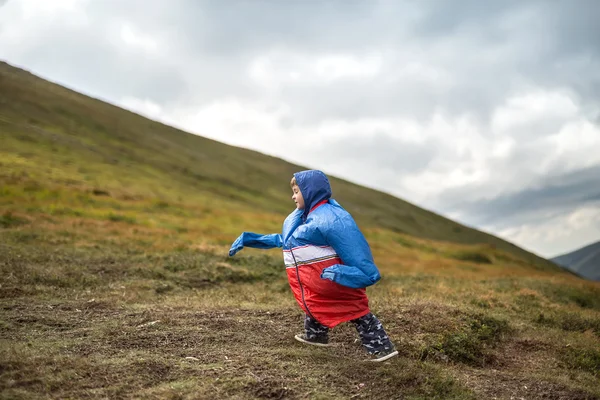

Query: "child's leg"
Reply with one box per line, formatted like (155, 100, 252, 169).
(295, 314, 331, 346)
(351, 312, 394, 354)
(304, 314, 329, 340)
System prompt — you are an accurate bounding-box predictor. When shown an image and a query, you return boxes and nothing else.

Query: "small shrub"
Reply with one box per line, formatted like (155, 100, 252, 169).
(153, 200, 170, 209)
(515, 291, 542, 310)
(471, 315, 510, 342)
(451, 251, 492, 264)
(163, 263, 187, 273)
(470, 298, 491, 309)
(23, 182, 43, 192)
(47, 206, 83, 217)
(92, 189, 110, 196)
(535, 312, 555, 326)
(135, 267, 168, 281)
(155, 283, 174, 294)
(422, 314, 510, 366)
(439, 332, 483, 366)
(560, 314, 600, 335)
(106, 213, 137, 224)
(393, 236, 414, 248)
(537, 284, 600, 310)
(10, 231, 40, 243)
(561, 347, 600, 375)
(535, 312, 600, 337)
(176, 270, 214, 288)
(0, 212, 28, 228)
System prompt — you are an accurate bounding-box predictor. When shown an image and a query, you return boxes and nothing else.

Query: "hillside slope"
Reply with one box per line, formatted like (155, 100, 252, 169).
(0, 61, 555, 271)
(553, 241, 600, 281)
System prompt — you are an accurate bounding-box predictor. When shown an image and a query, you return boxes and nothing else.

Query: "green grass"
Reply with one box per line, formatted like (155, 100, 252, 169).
(2, 227, 599, 398)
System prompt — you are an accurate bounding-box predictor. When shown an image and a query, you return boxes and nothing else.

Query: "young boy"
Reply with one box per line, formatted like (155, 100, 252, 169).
(229, 170, 397, 362)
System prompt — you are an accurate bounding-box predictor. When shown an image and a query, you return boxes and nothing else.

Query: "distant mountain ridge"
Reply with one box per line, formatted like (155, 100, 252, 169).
(552, 241, 600, 281)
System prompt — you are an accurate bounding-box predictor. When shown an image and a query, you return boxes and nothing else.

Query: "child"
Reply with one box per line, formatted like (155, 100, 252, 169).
(229, 170, 397, 362)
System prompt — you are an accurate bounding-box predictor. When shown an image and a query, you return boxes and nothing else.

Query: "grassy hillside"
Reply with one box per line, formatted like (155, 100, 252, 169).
(1, 61, 599, 399)
(0, 61, 556, 270)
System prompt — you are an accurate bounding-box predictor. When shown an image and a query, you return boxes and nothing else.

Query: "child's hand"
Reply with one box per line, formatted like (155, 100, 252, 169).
(321, 268, 335, 282)
(229, 233, 245, 256)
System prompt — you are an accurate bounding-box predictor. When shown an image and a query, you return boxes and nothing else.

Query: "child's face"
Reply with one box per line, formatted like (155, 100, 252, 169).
(292, 185, 305, 210)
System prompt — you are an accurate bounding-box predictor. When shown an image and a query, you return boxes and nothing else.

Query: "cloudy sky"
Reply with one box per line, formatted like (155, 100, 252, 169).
(1, 0, 599, 258)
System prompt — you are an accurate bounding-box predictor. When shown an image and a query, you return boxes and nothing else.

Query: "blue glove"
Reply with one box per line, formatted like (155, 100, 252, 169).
(321, 268, 335, 282)
(229, 233, 245, 256)
(228, 232, 283, 257)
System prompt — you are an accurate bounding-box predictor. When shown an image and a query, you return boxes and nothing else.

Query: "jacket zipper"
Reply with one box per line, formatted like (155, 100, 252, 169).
(290, 248, 316, 321)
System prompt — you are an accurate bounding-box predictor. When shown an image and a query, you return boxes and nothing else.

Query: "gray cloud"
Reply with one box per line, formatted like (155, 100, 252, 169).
(9, 0, 598, 120)
(197, 0, 600, 125)
(449, 165, 600, 228)
(315, 132, 437, 174)
(5, 18, 187, 104)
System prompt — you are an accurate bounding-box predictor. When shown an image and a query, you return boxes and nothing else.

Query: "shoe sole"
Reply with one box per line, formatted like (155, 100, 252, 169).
(368, 350, 399, 362)
(294, 334, 332, 347)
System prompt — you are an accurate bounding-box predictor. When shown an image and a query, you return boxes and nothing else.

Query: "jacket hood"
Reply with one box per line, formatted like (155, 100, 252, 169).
(294, 170, 332, 221)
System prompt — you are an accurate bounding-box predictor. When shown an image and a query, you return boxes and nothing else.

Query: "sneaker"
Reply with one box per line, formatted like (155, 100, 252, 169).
(366, 347, 399, 362)
(294, 334, 332, 347)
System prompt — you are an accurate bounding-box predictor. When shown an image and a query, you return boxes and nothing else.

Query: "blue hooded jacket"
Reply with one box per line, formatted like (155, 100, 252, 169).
(229, 170, 381, 289)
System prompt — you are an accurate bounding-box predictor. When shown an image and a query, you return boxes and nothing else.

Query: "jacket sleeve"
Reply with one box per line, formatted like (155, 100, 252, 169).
(228, 232, 283, 256)
(282, 208, 303, 244)
(320, 215, 381, 288)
